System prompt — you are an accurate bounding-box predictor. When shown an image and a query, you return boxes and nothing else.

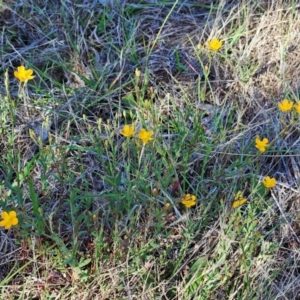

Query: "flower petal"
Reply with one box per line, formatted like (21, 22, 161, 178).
(0, 220, 7, 227)
(11, 218, 18, 226)
(18, 66, 25, 72)
(232, 199, 247, 209)
(8, 211, 17, 218)
(1, 211, 8, 219)
(4, 223, 11, 230)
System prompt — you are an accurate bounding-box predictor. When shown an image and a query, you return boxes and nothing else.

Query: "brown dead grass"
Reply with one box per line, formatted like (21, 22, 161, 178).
(2, 0, 300, 299)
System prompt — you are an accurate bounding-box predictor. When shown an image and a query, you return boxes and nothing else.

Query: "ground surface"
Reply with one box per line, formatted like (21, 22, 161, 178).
(1, 0, 300, 299)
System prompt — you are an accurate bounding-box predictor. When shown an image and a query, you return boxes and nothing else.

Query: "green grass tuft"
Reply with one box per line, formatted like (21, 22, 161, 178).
(1, 1, 300, 299)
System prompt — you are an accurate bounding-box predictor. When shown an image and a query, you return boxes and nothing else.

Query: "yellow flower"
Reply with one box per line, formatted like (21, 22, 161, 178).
(262, 176, 276, 188)
(120, 124, 135, 137)
(206, 37, 223, 51)
(0, 211, 18, 230)
(255, 137, 269, 153)
(14, 66, 35, 83)
(232, 192, 247, 209)
(181, 194, 196, 208)
(278, 99, 293, 112)
(138, 128, 154, 144)
(294, 102, 300, 114)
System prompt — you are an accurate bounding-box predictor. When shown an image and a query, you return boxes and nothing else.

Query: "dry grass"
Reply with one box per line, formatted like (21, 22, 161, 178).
(1, 0, 300, 299)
